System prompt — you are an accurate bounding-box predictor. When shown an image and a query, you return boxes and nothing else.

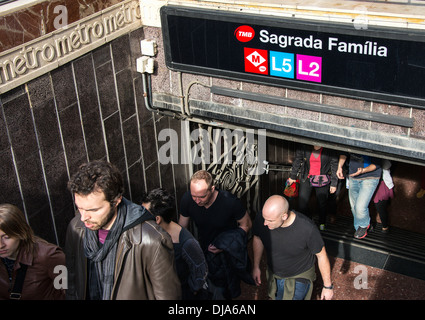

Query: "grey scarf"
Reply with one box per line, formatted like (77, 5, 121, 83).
(83, 205, 126, 300)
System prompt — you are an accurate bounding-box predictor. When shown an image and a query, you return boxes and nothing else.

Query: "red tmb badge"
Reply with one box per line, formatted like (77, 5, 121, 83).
(235, 25, 255, 42)
(244, 48, 268, 75)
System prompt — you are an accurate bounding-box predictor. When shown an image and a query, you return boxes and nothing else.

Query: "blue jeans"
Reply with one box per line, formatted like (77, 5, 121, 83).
(276, 279, 311, 300)
(348, 177, 380, 230)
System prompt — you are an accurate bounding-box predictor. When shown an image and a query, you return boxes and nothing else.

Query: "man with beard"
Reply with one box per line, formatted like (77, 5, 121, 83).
(65, 160, 181, 300)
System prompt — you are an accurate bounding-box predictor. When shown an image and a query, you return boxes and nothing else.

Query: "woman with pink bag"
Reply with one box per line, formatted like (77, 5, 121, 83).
(287, 144, 338, 230)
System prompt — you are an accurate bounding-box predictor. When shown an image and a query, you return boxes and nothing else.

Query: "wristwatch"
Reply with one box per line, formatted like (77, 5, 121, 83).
(323, 284, 334, 290)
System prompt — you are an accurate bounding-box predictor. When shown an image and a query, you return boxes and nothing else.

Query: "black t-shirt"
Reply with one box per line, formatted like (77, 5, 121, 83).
(253, 211, 324, 278)
(180, 189, 246, 251)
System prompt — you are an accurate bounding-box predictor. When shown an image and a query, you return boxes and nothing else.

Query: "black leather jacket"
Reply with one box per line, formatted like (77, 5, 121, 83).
(289, 146, 338, 187)
(205, 228, 255, 299)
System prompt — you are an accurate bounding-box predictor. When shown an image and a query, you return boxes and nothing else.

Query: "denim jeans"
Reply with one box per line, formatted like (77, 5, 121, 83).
(276, 279, 311, 300)
(348, 177, 380, 230)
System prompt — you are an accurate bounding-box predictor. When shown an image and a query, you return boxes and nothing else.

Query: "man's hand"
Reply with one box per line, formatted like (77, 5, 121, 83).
(321, 287, 334, 300)
(286, 178, 295, 185)
(252, 266, 262, 286)
(349, 167, 364, 177)
(336, 167, 344, 179)
(207, 244, 223, 254)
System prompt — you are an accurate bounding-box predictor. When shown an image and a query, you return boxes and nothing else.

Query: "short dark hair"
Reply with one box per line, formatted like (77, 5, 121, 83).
(68, 160, 124, 204)
(143, 188, 175, 223)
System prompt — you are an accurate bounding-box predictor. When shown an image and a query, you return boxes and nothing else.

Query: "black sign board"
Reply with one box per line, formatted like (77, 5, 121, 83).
(161, 5, 425, 108)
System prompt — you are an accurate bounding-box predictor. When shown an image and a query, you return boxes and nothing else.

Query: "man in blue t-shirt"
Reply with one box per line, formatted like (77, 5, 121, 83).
(337, 153, 382, 239)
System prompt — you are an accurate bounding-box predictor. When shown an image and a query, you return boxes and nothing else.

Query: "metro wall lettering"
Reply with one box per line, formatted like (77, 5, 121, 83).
(0, 0, 141, 94)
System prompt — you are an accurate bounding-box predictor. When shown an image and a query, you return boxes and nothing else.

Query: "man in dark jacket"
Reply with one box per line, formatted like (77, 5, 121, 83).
(65, 160, 181, 300)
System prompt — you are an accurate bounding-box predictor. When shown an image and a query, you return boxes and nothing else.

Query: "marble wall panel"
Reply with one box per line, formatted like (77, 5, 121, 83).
(104, 110, 125, 167)
(95, 61, 119, 118)
(116, 68, 136, 121)
(2, 90, 38, 162)
(0, 27, 191, 247)
(0, 0, 121, 53)
(123, 115, 141, 165)
(0, 149, 22, 209)
(50, 63, 77, 112)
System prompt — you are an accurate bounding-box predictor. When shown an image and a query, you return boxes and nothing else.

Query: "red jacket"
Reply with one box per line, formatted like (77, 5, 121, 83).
(0, 239, 65, 300)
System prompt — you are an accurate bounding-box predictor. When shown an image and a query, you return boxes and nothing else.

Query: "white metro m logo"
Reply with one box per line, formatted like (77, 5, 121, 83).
(246, 51, 266, 67)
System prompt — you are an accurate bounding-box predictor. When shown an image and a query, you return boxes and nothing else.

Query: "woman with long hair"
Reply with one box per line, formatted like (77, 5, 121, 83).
(0, 204, 65, 300)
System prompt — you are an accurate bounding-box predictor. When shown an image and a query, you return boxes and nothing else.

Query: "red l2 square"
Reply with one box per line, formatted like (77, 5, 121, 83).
(245, 48, 268, 75)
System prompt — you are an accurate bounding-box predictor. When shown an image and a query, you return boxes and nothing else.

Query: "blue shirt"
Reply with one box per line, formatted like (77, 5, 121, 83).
(348, 154, 382, 179)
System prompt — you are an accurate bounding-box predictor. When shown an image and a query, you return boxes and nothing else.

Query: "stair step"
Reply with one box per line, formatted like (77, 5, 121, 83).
(315, 214, 425, 280)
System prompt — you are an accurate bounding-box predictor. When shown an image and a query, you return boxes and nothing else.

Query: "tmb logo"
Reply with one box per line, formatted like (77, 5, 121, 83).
(235, 25, 255, 42)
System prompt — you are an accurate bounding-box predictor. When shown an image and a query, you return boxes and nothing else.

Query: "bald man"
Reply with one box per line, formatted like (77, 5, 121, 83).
(252, 195, 333, 300)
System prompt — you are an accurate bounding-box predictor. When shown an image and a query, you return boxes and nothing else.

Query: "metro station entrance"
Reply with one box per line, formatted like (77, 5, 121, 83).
(186, 120, 425, 281)
(261, 135, 425, 281)
(154, 1, 425, 290)
(3, 0, 425, 301)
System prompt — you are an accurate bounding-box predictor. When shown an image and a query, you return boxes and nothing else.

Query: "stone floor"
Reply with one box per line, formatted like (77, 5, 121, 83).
(236, 255, 425, 300)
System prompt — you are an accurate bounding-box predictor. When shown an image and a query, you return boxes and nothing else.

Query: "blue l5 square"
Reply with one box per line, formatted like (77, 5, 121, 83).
(269, 51, 295, 79)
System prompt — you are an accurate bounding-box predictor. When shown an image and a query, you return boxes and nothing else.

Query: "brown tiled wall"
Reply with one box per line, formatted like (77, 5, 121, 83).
(0, 26, 189, 246)
(0, 0, 122, 53)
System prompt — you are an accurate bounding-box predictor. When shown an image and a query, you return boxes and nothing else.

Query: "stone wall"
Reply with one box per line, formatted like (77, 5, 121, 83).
(0, 26, 189, 246)
(0, 0, 122, 53)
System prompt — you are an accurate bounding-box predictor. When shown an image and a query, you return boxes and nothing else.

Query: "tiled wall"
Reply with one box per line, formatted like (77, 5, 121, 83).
(0, 0, 122, 53)
(0, 26, 189, 247)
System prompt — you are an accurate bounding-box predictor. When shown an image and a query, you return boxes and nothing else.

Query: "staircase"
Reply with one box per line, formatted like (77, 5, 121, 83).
(319, 215, 425, 281)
